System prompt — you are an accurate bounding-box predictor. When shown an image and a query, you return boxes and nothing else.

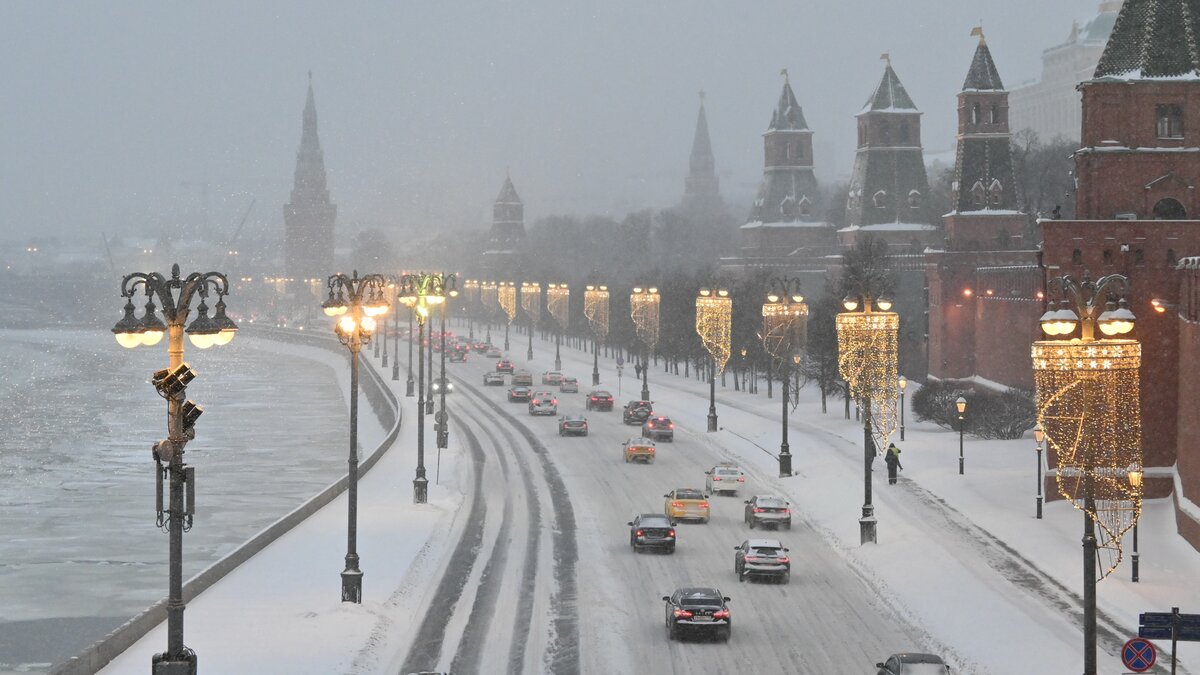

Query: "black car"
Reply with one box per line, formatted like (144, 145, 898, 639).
(662, 588, 731, 642)
(507, 386, 532, 402)
(449, 349, 468, 362)
(558, 416, 589, 436)
(875, 653, 951, 674)
(622, 400, 653, 424)
(628, 513, 676, 553)
(585, 390, 614, 411)
(734, 538, 790, 583)
(641, 415, 674, 441)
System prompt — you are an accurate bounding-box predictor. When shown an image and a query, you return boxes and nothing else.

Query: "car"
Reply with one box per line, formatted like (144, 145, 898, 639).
(430, 377, 454, 394)
(734, 538, 790, 584)
(541, 371, 564, 385)
(449, 348, 468, 363)
(744, 495, 792, 530)
(507, 386, 532, 402)
(662, 588, 731, 642)
(622, 400, 653, 425)
(483, 372, 505, 386)
(496, 359, 515, 373)
(585, 390, 614, 411)
(641, 415, 674, 441)
(875, 653, 951, 674)
(559, 376, 579, 393)
(511, 370, 533, 386)
(558, 416, 588, 436)
(664, 488, 710, 523)
(529, 391, 558, 415)
(473, 341, 491, 353)
(628, 513, 676, 553)
(486, 348, 503, 359)
(705, 464, 745, 495)
(623, 438, 656, 464)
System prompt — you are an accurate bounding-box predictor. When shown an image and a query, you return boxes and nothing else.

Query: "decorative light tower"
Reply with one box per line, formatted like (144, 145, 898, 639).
(435, 276, 458, 466)
(397, 272, 451, 504)
(696, 287, 732, 432)
(761, 278, 808, 477)
(463, 278, 480, 342)
(480, 280, 498, 345)
(584, 284, 610, 385)
(498, 281, 517, 351)
(1032, 272, 1141, 675)
(521, 281, 541, 361)
(630, 286, 660, 402)
(320, 271, 389, 603)
(836, 293, 898, 545)
(547, 283, 570, 370)
(112, 264, 237, 674)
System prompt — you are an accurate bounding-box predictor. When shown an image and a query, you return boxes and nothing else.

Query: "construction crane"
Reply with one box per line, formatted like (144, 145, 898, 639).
(220, 197, 256, 269)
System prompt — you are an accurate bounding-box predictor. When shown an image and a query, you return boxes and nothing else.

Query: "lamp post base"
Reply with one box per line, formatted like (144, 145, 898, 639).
(707, 412, 718, 432)
(959, 456, 964, 475)
(152, 651, 197, 675)
(341, 568, 363, 604)
(381, 353, 388, 367)
(641, 385, 650, 402)
(1132, 551, 1140, 583)
(1036, 495, 1043, 520)
(413, 476, 428, 504)
(859, 507, 877, 545)
(392, 364, 400, 381)
(555, 357, 561, 370)
(425, 399, 434, 415)
(778, 451, 792, 478)
(405, 377, 414, 397)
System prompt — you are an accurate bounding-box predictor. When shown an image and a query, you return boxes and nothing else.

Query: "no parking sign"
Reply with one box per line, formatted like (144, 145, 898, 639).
(1122, 637, 1157, 672)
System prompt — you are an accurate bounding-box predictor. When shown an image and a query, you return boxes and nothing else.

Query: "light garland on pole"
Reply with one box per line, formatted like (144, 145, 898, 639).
(630, 286, 660, 401)
(547, 282, 569, 370)
(696, 287, 731, 432)
(761, 278, 808, 477)
(498, 281, 516, 351)
(463, 278, 480, 341)
(480, 280, 498, 345)
(1032, 272, 1141, 675)
(584, 284, 609, 385)
(521, 281, 541, 360)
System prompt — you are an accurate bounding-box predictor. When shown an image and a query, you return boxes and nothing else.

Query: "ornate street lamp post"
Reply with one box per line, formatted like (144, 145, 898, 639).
(521, 281, 541, 361)
(1032, 272, 1142, 675)
(435, 279, 458, 475)
(584, 284, 610, 385)
(547, 283, 569, 371)
(898, 376, 907, 441)
(1128, 468, 1142, 583)
(630, 286, 660, 402)
(498, 281, 517, 352)
(836, 294, 899, 545)
(696, 287, 732, 432)
(1034, 422, 1045, 519)
(398, 272, 452, 504)
(956, 396, 967, 475)
(761, 278, 808, 477)
(321, 270, 389, 603)
(112, 263, 237, 674)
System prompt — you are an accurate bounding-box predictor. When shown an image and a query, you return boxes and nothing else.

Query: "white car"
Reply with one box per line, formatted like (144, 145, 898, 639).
(705, 464, 745, 495)
(541, 371, 564, 385)
(529, 391, 559, 415)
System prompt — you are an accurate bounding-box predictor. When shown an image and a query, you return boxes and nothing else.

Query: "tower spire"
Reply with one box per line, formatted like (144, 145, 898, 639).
(284, 74, 336, 283)
(681, 91, 722, 211)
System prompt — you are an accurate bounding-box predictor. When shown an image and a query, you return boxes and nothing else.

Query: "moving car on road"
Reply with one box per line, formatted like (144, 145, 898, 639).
(449, 348, 468, 362)
(628, 513, 675, 553)
(529, 391, 558, 415)
(431, 377, 454, 394)
(662, 588, 731, 642)
(473, 341, 490, 353)
(641, 415, 674, 441)
(875, 653, 951, 674)
(664, 488, 710, 523)
(558, 416, 588, 436)
(733, 538, 790, 584)
(483, 372, 505, 386)
(507, 386, 532, 402)
(585, 390, 614, 411)
(744, 495, 791, 530)
(541, 371, 563, 385)
(705, 464, 745, 495)
(496, 359, 515, 373)
(559, 376, 579, 393)
(622, 400, 653, 425)
(623, 438, 656, 464)
(511, 370, 533, 386)
(486, 348, 503, 359)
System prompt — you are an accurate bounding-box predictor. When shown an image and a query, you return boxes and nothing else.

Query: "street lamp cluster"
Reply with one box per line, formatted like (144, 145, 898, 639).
(629, 286, 660, 402)
(546, 282, 570, 370)
(521, 281, 541, 360)
(584, 284, 610, 385)
(695, 287, 731, 432)
(111, 263, 238, 674)
(761, 279, 808, 477)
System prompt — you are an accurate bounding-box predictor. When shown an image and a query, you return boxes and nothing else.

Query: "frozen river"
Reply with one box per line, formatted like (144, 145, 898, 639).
(0, 328, 352, 673)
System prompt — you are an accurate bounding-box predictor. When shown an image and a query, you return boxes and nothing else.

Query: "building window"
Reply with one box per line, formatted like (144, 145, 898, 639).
(1103, 249, 1113, 266)
(898, 122, 910, 144)
(1072, 248, 1082, 265)
(858, 123, 866, 147)
(786, 141, 796, 160)
(798, 195, 811, 217)
(880, 123, 891, 144)
(1168, 248, 1178, 266)
(1156, 104, 1184, 139)
(989, 106, 999, 124)
(971, 181, 986, 207)
(1135, 248, 1145, 265)
(1153, 197, 1186, 219)
(873, 190, 887, 208)
(908, 190, 921, 208)
(989, 179, 1003, 206)
(971, 103, 980, 124)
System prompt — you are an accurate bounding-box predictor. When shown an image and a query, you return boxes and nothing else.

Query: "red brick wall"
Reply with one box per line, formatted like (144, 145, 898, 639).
(974, 297, 1039, 390)
(1178, 266, 1200, 548)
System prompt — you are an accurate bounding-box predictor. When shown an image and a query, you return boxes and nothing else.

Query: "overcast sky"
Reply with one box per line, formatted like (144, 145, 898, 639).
(1, 1, 1100, 244)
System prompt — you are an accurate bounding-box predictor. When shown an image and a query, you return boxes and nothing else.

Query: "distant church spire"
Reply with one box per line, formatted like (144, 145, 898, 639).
(682, 91, 722, 211)
(284, 73, 336, 283)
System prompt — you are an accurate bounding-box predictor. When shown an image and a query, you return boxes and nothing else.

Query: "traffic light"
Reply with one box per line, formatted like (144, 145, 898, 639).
(152, 363, 197, 399)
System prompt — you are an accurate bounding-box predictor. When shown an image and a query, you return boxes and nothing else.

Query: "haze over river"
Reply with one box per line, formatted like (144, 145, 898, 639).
(0, 328, 351, 673)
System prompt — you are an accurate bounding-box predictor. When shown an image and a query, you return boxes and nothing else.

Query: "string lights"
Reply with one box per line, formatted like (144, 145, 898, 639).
(521, 281, 541, 324)
(584, 284, 610, 340)
(630, 286, 660, 351)
(498, 281, 517, 324)
(546, 283, 570, 330)
(835, 300, 899, 450)
(695, 288, 732, 373)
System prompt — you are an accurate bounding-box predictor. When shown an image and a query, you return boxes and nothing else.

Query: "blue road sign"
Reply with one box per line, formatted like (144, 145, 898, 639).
(1122, 638, 1157, 673)
(1139, 625, 1200, 641)
(1141, 612, 1200, 627)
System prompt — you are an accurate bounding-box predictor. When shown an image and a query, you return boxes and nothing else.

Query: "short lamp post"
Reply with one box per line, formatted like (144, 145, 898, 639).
(696, 287, 732, 433)
(1034, 422, 1045, 519)
(547, 283, 569, 371)
(761, 279, 808, 478)
(322, 270, 390, 603)
(898, 376, 907, 441)
(956, 395, 967, 475)
(112, 264, 237, 674)
(397, 272, 451, 504)
(1128, 468, 1142, 583)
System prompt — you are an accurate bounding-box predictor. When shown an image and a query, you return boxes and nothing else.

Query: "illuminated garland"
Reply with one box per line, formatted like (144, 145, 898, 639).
(546, 283, 569, 330)
(584, 285, 610, 340)
(498, 282, 517, 324)
(462, 279, 480, 306)
(480, 281, 498, 313)
(695, 294, 732, 373)
(1033, 338, 1142, 578)
(630, 290, 660, 351)
(835, 311, 899, 450)
(761, 301, 808, 360)
(521, 282, 541, 324)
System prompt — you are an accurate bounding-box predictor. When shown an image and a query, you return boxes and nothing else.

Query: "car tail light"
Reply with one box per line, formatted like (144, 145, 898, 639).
(737, 476, 745, 482)
(712, 476, 721, 481)
(669, 423, 675, 429)
(753, 507, 765, 513)
(635, 529, 644, 537)
(713, 610, 730, 620)
(671, 501, 684, 508)
(667, 529, 675, 537)
(783, 508, 791, 514)
(778, 556, 790, 564)
(552, 399, 557, 405)
(532, 400, 540, 405)
(590, 396, 597, 401)
(744, 556, 758, 562)
(673, 609, 693, 619)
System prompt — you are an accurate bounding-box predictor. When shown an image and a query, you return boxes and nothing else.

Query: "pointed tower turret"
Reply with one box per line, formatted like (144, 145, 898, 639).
(841, 58, 937, 250)
(284, 72, 337, 283)
(480, 173, 527, 275)
(1093, 0, 1200, 78)
(944, 31, 1025, 250)
(681, 91, 723, 212)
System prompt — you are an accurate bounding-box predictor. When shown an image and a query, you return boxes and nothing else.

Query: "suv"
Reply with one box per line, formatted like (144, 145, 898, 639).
(511, 370, 533, 386)
(559, 377, 579, 393)
(641, 415, 674, 441)
(529, 391, 558, 415)
(482, 372, 505, 386)
(662, 588, 731, 642)
(734, 538, 790, 584)
(705, 464, 745, 495)
(744, 495, 792, 530)
(585, 390, 614, 411)
(628, 513, 676, 553)
(541, 371, 563, 385)
(558, 416, 588, 436)
(622, 400, 653, 425)
(496, 359, 515, 373)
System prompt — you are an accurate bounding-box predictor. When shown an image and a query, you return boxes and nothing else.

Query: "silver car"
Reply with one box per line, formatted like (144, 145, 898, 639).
(559, 376, 579, 393)
(744, 495, 791, 530)
(528, 391, 558, 415)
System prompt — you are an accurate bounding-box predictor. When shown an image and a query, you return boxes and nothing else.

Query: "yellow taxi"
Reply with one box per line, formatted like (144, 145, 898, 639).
(664, 488, 710, 523)
(623, 438, 656, 464)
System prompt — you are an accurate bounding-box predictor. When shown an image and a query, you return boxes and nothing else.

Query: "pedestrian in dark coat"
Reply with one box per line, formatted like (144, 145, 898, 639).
(885, 443, 903, 485)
